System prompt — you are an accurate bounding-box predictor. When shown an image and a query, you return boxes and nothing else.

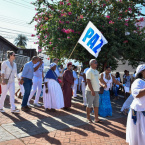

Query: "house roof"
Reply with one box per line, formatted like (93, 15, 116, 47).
(0, 35, 18, 50)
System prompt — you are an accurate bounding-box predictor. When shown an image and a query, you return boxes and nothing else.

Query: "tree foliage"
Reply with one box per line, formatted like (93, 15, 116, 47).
(14, 34, 28, 48)
(31, 0, 145, 71)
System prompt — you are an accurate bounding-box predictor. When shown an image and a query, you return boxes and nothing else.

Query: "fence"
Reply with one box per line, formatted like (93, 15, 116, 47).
(0, 51, 30, 73)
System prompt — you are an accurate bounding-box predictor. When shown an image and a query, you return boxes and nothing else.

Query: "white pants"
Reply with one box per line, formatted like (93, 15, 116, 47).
(0, 82, 16, 110)
(73, 84, 78, 97)
(20, 84, 24, 96)
(28, 77, 42, 104)
(81, 82, 87, 106)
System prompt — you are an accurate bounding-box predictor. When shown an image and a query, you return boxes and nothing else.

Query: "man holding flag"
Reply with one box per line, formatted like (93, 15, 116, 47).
(78, 21, 108, 123)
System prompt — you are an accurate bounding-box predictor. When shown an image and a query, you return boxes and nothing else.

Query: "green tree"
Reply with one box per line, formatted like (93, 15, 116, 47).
(14, 34, 28, 48)
(31, 0, 145, 71)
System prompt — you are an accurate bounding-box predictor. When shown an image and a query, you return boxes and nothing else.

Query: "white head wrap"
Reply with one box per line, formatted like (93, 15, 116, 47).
(38, 53, 44, 59)
(135, 64, 145, 77)
(50, 63, 57, 69)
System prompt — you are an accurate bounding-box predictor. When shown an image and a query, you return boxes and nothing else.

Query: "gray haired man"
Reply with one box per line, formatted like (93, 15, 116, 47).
(86, 59, 104, 123)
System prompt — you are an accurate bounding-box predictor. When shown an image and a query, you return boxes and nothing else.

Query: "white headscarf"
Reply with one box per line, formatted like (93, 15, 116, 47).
(50, 63, 57, 69)
(135, 64, 145, 77)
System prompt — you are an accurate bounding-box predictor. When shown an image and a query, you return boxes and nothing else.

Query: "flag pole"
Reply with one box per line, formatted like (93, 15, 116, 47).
(65, 41, 78, 66)
(68, 42, 78, 60)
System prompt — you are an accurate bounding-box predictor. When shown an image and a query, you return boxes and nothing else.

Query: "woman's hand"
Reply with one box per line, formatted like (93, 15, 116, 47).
(45, 88, 48, 93)
(2, 80, 6, 85)
(103, 84, 106, 88)
(20, 79, 24, 85)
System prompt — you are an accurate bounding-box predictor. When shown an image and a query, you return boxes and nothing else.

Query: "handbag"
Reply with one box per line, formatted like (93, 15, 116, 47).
(4, 67, 13, 84)
(0, 77, 2, 84)
(99, 86, 104, 94)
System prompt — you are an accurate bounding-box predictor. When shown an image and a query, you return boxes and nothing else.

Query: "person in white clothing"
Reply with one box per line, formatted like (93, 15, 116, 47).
(53, 58, 60, 77)
(81, 68, 87, 106)
(84, 67, 89, 74)
(0, 51, 20, 113)
(73, 66, 78, 98)
(121, 94, 134, 115)
(78, 68, 84, 92)
(43, 63, 64, 111)
(27, 56, 44, 107)
(15, 66, 24, 98)
(126, 64, 145, 145)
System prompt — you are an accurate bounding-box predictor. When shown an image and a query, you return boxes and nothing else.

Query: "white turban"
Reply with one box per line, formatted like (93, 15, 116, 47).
(50, 63, 57, 69)
(135, 64, 145, 77)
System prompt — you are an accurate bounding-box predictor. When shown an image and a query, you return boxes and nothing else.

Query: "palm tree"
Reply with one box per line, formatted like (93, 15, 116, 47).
(14, 34, 28, 48)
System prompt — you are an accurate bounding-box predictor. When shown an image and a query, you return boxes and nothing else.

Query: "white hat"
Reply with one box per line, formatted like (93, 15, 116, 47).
(135, 64, 145, 77)
(38, 53, 44, 59)
(50, 63, 57, 69)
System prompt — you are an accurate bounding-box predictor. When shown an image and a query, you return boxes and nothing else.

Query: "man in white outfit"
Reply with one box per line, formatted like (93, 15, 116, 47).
(27, 56, 44, 106)
(73, 66, 78, 98)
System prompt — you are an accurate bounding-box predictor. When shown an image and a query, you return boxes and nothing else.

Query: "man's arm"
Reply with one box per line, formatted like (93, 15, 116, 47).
(34, 61, 43, 72)
(87, 79, 95, 96)
(99, 73, 107, 88)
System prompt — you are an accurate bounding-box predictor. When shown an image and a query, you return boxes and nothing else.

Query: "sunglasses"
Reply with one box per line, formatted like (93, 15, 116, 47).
(107, 69, 111, 71)
(13, 54, 16, 56)
(94, 62, 97, 64)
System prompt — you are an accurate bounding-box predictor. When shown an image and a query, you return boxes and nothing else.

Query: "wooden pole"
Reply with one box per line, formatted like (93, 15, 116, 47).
(64, 42, 78, 68)
(68, 42, 78, 61)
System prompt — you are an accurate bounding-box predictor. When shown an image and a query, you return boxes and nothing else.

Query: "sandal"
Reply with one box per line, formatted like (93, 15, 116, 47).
(94, 120, 103, 124)
(87, 119, 92, 123)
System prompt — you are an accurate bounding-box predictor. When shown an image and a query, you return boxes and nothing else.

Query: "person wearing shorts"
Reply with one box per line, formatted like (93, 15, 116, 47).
(86, 59, 104, 123)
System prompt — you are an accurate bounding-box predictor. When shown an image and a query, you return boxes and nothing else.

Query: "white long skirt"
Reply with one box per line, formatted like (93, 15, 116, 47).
(126, 109, 145, 145)
(121, 94, 134, 112)
(43, 79, 64, 109)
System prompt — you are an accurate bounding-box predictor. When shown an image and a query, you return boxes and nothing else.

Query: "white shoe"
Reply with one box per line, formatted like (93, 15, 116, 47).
(11, 109, 20, 113)
(27, 102, 30, 106)
(0, 109, 5, 113)
(33, 103, 41, 107)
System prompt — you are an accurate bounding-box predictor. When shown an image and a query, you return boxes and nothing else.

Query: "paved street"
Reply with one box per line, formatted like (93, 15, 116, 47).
(0, 80, 128, 145)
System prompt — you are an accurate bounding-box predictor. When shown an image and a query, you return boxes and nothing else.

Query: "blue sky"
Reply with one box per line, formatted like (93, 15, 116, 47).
(0, 1, 145, 51)
(0, 0, 38, 50)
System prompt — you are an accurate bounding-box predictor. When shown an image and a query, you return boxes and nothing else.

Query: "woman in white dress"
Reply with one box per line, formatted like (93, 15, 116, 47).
(121, 94, 134, 115)
(126, 64, 145, 145)
(43, 63, 64, 111)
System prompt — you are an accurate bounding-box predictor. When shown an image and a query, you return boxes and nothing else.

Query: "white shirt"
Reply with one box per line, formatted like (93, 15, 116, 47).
(55, 65, 60, 77)
(86, 68, 100, 91)
(131, 79, 145, 111)
(59, 68, 63, 77)
(115, 77, 120, 88)
(33, 62, 44, 78)
(1, 60, 18, 83)
(84, 68, 89, 74)
(73, 70, 78, 85)
(103, 72, 112, 91)
(18, 72, 22, 79)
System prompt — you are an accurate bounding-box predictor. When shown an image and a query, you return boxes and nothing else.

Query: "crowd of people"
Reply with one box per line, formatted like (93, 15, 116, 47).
(0, 51, 145, 144)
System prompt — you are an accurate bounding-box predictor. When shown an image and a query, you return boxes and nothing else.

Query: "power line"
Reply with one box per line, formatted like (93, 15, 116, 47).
(0, 30, 36, 38)
(3, 0, 34, 9)
(0, 14, 35, 22)
(0, 19, 34, 28)
(21, 0, 32, 4)
(0, 27, 35, 35)
(2, 0, 34, 10)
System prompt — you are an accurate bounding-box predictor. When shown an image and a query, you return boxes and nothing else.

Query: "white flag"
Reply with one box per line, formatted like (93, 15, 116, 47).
(78, 21, 108, 58)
